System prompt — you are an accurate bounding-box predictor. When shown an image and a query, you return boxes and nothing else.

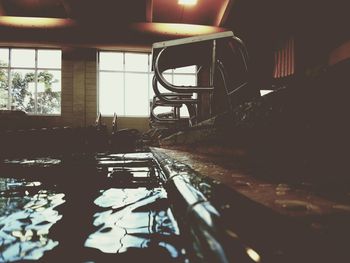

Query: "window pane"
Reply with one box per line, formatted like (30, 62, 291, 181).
(174, 65, 197, 74)
(0, 48, 9, 67)
(11, 70, 35, 113)
(149, 74, 172, 113)
(173, 74, 197, 86)
(125, 73, 149, 116)
(37, 50, 61, 69)
(0, 68, 8, 109)
(174, 74, 196, 99)
(125, 53, 148, 72)
(37, 70, 61, 114)
(149, 74, 154, 101)
(11, 49, 35, 68)
(99, 52, 123, 71)
(99, 72, 124, 115)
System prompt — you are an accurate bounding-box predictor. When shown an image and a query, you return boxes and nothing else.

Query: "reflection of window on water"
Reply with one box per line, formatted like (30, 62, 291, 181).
(98, 51, 197, 117)
(0, 177, 65, 262)
(0, 48, 61, 115)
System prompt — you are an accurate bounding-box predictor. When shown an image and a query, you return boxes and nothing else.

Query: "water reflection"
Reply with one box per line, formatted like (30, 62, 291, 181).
(0, 152, 189, 262)
(3, 158, 61, 167)
(85, 187, 182, 258)
(0, 178, 65, 262)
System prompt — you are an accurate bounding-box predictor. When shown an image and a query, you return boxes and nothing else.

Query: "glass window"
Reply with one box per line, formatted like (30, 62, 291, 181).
(11, 69, 35, 113)
(99, 72, 124, 115)
(173, 74, 197, 86)
(37, 50, 61, 69)
(125, 53, 148, 72)
(125, 73, 149, 116)
(0, 48, 61, 115)
(0, 48, 9, 67)
(98, 51, 197, 117)
(11, 49, 35, 68)
(99, 52, 123, 71)
(174, 65, 197, 74)
(37, 70, 61, 114)
(0, 68, 8, 110)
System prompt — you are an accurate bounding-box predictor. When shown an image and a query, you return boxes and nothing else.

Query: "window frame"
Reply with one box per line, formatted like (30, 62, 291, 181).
(97, 50, 197, 117)
(0, 47, 62, 116)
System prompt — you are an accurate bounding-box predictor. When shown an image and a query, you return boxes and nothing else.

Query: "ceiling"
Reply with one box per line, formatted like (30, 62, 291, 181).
(0, 0, 234, 48)
(151, 0, 231, 26)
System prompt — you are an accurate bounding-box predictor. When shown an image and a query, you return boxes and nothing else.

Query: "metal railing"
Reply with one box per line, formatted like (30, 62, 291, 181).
(151, 31, 250, 128)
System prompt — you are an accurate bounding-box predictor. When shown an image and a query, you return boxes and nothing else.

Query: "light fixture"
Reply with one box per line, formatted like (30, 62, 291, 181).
(178, 0, 198, 6)
(0, 16, 75, 28)
(131, 22, 225, 37)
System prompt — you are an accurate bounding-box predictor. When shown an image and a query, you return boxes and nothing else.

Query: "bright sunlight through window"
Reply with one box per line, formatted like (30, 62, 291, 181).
(98, 51, 197, 117)
(0, 48, 61, 115)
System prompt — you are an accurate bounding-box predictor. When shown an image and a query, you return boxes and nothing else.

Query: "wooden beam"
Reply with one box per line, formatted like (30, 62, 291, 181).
(216, 0, 234, 27)
(146, 0, 153, 22)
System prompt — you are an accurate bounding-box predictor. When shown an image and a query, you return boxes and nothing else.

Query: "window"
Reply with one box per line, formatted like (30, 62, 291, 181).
(98, 51, 197, 117)
(0, 48, 62, 115)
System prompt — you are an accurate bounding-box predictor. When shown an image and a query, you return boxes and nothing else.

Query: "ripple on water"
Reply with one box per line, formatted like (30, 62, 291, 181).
(0, 177, 65, 262)
(85, 188, 182, 258)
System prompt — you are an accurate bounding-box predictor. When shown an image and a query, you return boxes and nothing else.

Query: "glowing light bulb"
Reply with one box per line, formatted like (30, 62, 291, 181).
(178, 0, 198, 6)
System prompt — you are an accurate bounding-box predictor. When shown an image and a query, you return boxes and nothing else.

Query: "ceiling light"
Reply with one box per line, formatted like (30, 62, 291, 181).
(131, 23, 225, 37)
(178, 0, 198, 6)
(0, 16, 75, 28)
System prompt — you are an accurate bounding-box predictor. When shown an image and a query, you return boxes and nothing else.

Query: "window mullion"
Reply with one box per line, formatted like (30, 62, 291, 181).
(97, 52, 100, 116)
(7, 49, 11, 110)
(147, 54, 150, 115)
(123, 52, 126, 116)
(34, 49, 38, 114)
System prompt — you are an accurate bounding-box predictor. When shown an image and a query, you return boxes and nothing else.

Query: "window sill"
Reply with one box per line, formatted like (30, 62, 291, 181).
(27, 114, 61, 117)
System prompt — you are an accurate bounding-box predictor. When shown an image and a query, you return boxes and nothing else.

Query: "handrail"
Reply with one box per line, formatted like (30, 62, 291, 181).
(228, 36, 249, 71)
(217, 60, 248, 94)
(152, 75, 198, 104)
(154, 48, 214, 94)
(151, 33, 250, 126)
(150, 105, 180, 123)
(153, 35, 249, 95)
(151, 95, 197, 126)
(153, 96, 190, 108)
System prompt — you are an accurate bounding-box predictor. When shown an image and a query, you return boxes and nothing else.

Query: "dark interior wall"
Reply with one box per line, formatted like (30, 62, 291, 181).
(224, 0, 277, 89)
(224, 0, 350, 83)
(295, 0, 350, 70)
